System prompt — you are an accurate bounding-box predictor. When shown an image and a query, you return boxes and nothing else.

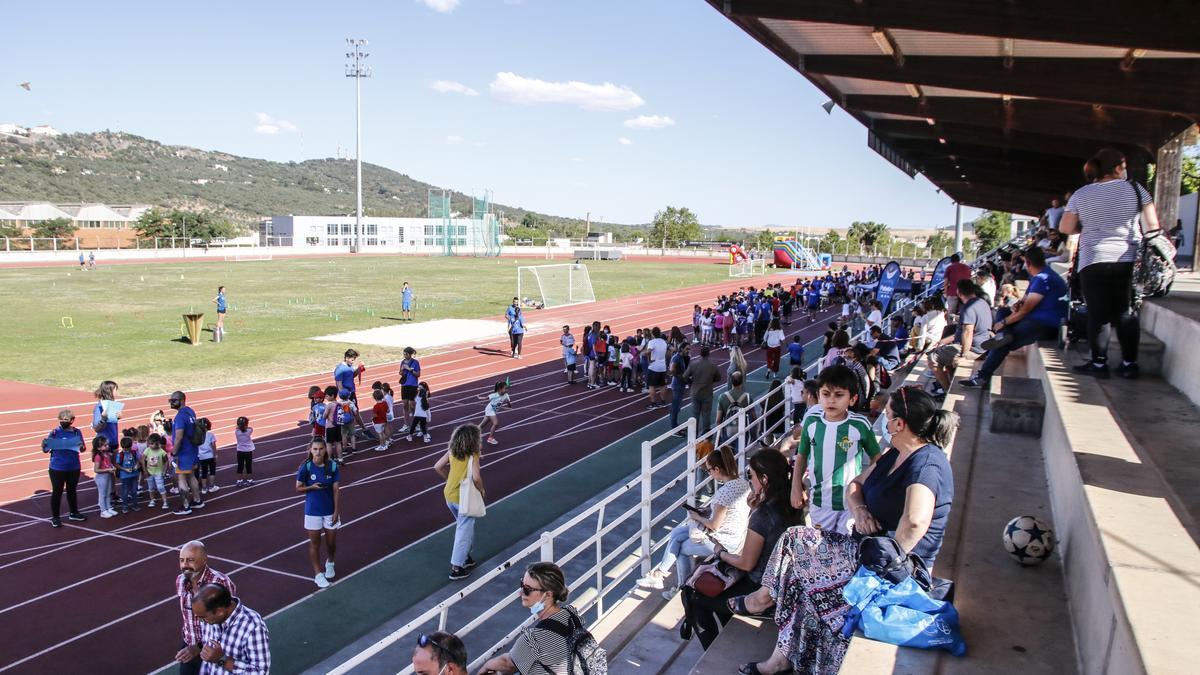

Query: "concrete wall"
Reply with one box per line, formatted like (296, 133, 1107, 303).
(1140, 295, 1200, 408)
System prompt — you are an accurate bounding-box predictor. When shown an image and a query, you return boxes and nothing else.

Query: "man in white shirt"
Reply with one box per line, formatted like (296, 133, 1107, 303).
(645, 327, 669, 410)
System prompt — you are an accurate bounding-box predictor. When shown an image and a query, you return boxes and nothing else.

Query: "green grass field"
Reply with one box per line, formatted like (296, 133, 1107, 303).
(0, 256, 730, 395)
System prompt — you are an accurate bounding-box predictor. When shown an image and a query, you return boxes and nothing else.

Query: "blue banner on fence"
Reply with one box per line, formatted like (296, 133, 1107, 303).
(929, 256, 952, 294)
(877, 261, 903, 314)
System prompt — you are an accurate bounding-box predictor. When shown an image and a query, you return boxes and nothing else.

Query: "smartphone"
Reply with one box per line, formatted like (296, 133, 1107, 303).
(682, 503, 701, 513)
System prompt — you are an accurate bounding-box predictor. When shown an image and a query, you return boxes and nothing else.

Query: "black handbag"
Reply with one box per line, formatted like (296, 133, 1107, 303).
(857, 536, 955, 603)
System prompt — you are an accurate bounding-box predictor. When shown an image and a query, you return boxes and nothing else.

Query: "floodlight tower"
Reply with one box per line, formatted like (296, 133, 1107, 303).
(345, 38, 371, 252)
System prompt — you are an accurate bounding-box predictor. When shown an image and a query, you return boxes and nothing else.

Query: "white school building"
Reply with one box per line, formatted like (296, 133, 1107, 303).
(262, 214, 500, 254)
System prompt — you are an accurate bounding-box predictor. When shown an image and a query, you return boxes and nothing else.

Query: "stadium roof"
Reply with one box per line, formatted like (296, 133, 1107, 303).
(705, 0, 1200, 216)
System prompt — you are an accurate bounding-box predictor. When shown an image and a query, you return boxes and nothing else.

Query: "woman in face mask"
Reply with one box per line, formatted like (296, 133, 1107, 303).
(475, 562, 582, 675)
(42, 409, 87, 527)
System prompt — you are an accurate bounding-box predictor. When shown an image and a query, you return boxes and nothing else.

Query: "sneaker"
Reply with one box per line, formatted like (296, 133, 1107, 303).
(131, 506, 141, 512)
(100, 510, 115, 519)
(1116, 362, 1140, 379)
(646, 404, 659, 411)
(423, 434, 431, 443)
(636, 574, 665, 590)
(50, 517, 61, 528)
(397, 425, 409, 434)
(486, 437, 498, 445)
(960, 377, 988, 389)
(1073, 362, 1110, 378)
(407, 434, 414, 442)
(981, 333, 1014, 351)
(120, 508, 128, 514)
(200, 487, 208, 495)
(314, 573, 330, 589)
(64, 512, 86, 522)
(587, 384, 596, 390)
(247, 479, 254, 486)
(325, 562, 336, 579)
(170, 487, 180, 495)
(161, 501, 169, 510)
(209, 485, 219, 493)
(464, 556, 478, 569)
(148, 500, 156, 508)
(191, 500, 205, 509)
(235, 480, 244, 487)
(173, 507, 192, 516)
(449, 566, 470, 580)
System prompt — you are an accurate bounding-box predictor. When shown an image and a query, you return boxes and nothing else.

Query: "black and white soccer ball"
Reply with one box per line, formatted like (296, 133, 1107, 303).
(1003, 516, 1055, 565)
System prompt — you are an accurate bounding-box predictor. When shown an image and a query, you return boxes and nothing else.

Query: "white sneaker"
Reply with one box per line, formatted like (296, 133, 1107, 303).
(423, 434, 431, 443)
(161, 501, 169, 510)
(100, 510, 115, 519)
(147, 500, 156, 508)
(375, 445, 386, 452)
(200, 487, 208, 494)
(486, 437, 498, 445)
(325, 562, 336, 579)
(209, 484, 219, 492)
(636, 574, 664, 590)
(397, 425, 409, 434)
(407, 434, 413, 442)
(314, 573, 330, 589)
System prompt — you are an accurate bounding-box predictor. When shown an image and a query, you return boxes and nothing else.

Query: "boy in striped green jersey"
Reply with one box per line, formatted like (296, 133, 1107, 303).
(790, 364, 882, 535)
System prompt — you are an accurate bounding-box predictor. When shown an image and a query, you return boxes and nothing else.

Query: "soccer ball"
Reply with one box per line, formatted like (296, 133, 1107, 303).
(1002, 516, 1055, 565)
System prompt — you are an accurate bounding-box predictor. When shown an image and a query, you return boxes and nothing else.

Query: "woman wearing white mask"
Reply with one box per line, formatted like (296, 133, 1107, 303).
(475, 562, 586, 675)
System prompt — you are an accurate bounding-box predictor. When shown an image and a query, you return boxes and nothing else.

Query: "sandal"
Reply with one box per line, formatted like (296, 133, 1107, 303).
(738, 662, 793, 675)
(728, 595, 775, 618)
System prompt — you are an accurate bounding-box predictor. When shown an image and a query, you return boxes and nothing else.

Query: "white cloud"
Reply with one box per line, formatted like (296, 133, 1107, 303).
(490, 72, 645, 112)
(624, 114, 675, 129)
(617, 136, 633, 145)
(254, 112, 299, 135)
(417, 0, 460, 12)
(430, 80, 479, 96)
(445, 135, 464, 145)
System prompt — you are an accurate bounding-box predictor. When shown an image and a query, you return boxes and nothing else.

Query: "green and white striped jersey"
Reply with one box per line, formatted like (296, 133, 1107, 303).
(798, 411, 881, 510)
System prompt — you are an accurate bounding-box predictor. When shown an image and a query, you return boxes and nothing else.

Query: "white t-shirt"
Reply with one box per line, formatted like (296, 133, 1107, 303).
(979, 277, 997, 305)
(765, 329, 785, 348)
(647, 337, 668, 372)
(784, 377, 805, 403)
(841, 303, 851, 318)
(866, 309, 883, 328)
(484, 392, 509, 417)
(560, 333, 575, 357)
(197, 431, 217, 460)
(923, 311, 947, 346)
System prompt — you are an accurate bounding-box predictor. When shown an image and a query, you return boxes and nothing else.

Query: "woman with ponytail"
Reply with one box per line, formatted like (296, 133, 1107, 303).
(846, 385, 957, 568)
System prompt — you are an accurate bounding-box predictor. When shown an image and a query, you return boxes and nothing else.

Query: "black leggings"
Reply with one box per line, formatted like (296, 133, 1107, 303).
(681, 575, 759, 649)
(411, 417, 428, 435)
(236, 451, 253, 475)
(509, 332, 524, 354)
(1079, 261, 1139, 364)
(48, 468, 80, 518)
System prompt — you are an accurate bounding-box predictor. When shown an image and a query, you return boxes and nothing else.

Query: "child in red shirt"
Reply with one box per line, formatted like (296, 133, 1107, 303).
(371, 389, 390, 451)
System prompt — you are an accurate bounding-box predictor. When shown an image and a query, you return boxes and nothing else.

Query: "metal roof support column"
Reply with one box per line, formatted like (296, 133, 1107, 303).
(954, 203, 963, 256)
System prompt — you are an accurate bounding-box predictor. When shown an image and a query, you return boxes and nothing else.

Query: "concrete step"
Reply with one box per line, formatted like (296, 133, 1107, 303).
(606, 589, 691, 675)
(1068, 329, 1164, 375)
(989, 376, 1045, 435)
(687, 616, 777, 675)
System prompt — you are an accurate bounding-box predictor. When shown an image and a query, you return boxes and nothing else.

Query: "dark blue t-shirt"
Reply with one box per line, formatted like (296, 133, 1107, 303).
(787, 342, 804, 363)
(43, 427, 84, 471)
(216, 292, 227, 312)
(670, 353, 687, 392)
(297, 460, 339, 516)
(173, 406, 198, 457)
(862, 444, 954, 567)
(1026, 269, 1069, 326)
(806, 289, 821, 307)
(400, 358, 421, 387)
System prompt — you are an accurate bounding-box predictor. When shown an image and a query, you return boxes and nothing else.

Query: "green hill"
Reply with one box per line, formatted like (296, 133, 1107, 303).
(0, 130, 602, 234)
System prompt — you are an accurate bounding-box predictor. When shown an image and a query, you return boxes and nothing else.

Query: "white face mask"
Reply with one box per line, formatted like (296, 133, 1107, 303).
(529, 597, 547, 617)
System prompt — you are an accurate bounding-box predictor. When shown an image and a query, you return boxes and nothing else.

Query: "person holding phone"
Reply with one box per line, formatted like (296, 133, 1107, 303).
(636, 446, 750, 598)
(296, 437, 340, 589)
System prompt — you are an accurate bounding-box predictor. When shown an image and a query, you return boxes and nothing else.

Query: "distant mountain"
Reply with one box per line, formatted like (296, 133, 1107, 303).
(0, 130, 603, 231)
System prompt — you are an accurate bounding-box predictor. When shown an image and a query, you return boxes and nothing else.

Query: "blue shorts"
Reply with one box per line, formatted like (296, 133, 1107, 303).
(175, 451, 198, 473)
(402, 301, 411, 311)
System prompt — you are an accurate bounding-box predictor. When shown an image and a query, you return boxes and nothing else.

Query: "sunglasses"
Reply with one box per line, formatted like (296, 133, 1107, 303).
(519, 583, 545, 596)
(418, 633, 450, 656)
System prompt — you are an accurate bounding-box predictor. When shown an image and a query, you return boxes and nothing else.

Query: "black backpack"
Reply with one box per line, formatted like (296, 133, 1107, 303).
(535, 611, 607, 675)
(190, 417, 208, 447)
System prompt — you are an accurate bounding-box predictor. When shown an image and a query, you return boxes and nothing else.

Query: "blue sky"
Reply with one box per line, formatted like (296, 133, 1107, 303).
(1, 0, 981, 228)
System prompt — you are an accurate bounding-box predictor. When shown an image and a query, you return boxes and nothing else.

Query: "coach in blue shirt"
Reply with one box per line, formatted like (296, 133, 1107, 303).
(43, 409, 87, 527)
(962, 246, 1068, 388)
(170, 391, 205, 513)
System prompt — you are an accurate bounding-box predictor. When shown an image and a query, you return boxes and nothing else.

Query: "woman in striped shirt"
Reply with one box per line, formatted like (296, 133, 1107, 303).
(1060, 148, 1161, 379)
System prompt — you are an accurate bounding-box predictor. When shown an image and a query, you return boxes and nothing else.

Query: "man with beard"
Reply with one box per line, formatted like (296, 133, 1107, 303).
(170, 392, 204, 514)
(175, 541, 235, 675)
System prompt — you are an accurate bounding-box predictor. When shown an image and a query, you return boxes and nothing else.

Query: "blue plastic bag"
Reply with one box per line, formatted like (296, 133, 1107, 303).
(841, 566, 966, 656)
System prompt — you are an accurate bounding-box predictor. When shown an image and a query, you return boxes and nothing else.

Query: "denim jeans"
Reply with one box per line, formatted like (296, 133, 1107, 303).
(94, 472, 113, 513)
(669, 387, 685, 428)
(977, 318, 1059, 381)
(446, 501, 475, 568)
(655, 522, 716, 584)
(692, 396, 714, 436)
(120, 476, 138, 510)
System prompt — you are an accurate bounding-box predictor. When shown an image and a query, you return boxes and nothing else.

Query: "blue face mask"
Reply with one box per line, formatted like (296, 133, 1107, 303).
(529, 598, 546, 617)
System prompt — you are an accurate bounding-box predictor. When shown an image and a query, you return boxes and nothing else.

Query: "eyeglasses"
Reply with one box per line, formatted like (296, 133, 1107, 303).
(418, 633, 451, 656)
(519, 583, 545, 596)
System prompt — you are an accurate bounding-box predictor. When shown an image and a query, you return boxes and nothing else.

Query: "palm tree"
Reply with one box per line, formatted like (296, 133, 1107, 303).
(847, 221, 890, 253)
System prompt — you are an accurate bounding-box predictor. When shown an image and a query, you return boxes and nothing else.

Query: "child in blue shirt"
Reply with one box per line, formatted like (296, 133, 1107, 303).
(116, 436, 142, 513)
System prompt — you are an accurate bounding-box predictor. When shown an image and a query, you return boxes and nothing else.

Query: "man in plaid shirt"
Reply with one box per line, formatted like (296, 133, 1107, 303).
(176, 541, 236, 674)
(192, 583, 271, 674)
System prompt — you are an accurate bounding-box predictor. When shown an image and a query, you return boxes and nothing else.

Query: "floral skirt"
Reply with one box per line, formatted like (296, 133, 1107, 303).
(761, 526, 859, 674)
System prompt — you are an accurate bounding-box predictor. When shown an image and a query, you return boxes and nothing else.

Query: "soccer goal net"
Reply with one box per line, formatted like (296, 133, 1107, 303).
(728, 258, 766, 277)
(517, 263, 595, 309)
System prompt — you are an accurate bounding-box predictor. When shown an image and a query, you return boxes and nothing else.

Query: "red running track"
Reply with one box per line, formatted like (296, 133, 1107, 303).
(0, 274, 842, 674)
